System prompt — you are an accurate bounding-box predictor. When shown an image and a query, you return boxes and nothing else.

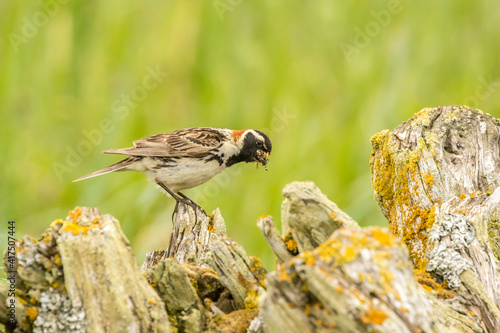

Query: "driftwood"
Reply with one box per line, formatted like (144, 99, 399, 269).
(2, 105, 500, 332)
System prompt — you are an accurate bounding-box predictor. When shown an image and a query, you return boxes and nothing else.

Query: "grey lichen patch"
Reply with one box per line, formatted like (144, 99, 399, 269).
(33, 289, 86, 333)
(427, 214, 474, 289)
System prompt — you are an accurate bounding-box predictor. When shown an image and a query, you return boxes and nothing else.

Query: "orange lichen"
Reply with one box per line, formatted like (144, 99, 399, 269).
(420, 283, 433, 292)
(68, 207, 82, 221)
(371, 229, 393, 246)
(425, 173, 434, 186)
(278, 267, 291, 282)
(286, 239, 298, 253)
(460, 193, 467, 200)
(61, 209, 105, 235)
(283, 232, 299, 255)
(330, 211, 335, 219)
(249, 256, 266, 287)
(148, 299, 156, 305)
(52, 282, 60, 289)
(414, 271, 455, 299)
(62, 222, 90, 235)
(362, 308, 387, 325)
(26, 307, 38, 322)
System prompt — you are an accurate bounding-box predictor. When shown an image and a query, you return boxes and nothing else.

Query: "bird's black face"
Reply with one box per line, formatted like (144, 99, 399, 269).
(253, 130, 272, 168)
(225, 130, 272, 169)
(240, 130, 272, 169)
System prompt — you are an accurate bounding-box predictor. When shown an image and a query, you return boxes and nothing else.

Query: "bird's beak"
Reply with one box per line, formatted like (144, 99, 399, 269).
(260, 152, 269, 171)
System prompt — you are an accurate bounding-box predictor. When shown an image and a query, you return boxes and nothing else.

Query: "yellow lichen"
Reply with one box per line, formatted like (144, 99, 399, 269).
(316, 238, 342, 264)
(302, 251, 315, 266)
(414, 271, 455, 299)
(278, 266, 291, 282)
(425, 173, 434, 186)
(26, 307, 38, 322)
(370, 126, 439, 271)
(286, 239, 298, 253)
(61, 208, 105, 235)
(68, 207, 82, 221)
(249, 256, 266, 287)
(343, 246, 357, 263)
(362, 307, 387, 325)
(244, 289, 259, 310)
(371, 229, 393, 246)
(283, 232, 299, 255)
(62, 221, 90, 235)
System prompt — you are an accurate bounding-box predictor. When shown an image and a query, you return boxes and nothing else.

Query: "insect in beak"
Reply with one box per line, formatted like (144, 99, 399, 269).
(262, 152, 269, 171)
(256, 152, 270, 171)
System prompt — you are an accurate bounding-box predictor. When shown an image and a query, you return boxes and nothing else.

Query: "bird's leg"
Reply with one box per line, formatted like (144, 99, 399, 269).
(177, 192, 207, 218)
(155, 182, 205, 222)
(156, 182, 184, 221)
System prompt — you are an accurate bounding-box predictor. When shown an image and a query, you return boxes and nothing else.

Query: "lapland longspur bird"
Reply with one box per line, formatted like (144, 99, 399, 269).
(74, 127, 272, 215)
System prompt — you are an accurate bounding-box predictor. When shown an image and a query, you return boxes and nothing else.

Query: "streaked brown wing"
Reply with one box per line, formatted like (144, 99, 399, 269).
(104, 127, 228, 157)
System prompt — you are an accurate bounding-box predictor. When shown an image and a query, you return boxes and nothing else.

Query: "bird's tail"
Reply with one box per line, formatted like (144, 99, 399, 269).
(73, 156, 138, 182)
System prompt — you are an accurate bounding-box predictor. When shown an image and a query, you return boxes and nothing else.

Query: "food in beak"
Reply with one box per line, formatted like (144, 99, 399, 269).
(256, 151, 269, 171)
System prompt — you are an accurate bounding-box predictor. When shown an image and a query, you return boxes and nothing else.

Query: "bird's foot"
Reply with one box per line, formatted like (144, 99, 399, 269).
(172, 194, 207, 222)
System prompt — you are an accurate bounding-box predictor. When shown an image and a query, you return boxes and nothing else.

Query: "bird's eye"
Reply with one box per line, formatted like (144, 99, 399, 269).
(257, 141, 263, 147)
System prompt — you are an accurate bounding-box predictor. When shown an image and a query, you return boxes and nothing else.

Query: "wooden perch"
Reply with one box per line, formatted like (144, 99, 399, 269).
(2, 105, 500, 332)
(371, 106, 500, 332)
(3, 207, 168, 333)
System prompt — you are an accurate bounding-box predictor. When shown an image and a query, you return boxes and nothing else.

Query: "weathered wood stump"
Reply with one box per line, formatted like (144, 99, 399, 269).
(2, 208, 168, 333)
(2, 105, 499, 332)
(371, 106, 500, 332)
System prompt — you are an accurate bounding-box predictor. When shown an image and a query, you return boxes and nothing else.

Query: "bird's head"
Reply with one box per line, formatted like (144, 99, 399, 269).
(228, 129, 272, 169)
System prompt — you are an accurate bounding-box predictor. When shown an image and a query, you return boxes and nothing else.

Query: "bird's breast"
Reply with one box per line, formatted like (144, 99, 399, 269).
(142, 156, 226, 192)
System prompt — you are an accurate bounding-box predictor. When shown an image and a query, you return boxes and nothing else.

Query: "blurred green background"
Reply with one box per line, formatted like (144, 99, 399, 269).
(1, 0, 500, 272)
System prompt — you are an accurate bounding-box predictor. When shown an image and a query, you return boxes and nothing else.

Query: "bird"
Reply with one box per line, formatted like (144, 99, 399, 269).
(73, 127, 272, 217)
